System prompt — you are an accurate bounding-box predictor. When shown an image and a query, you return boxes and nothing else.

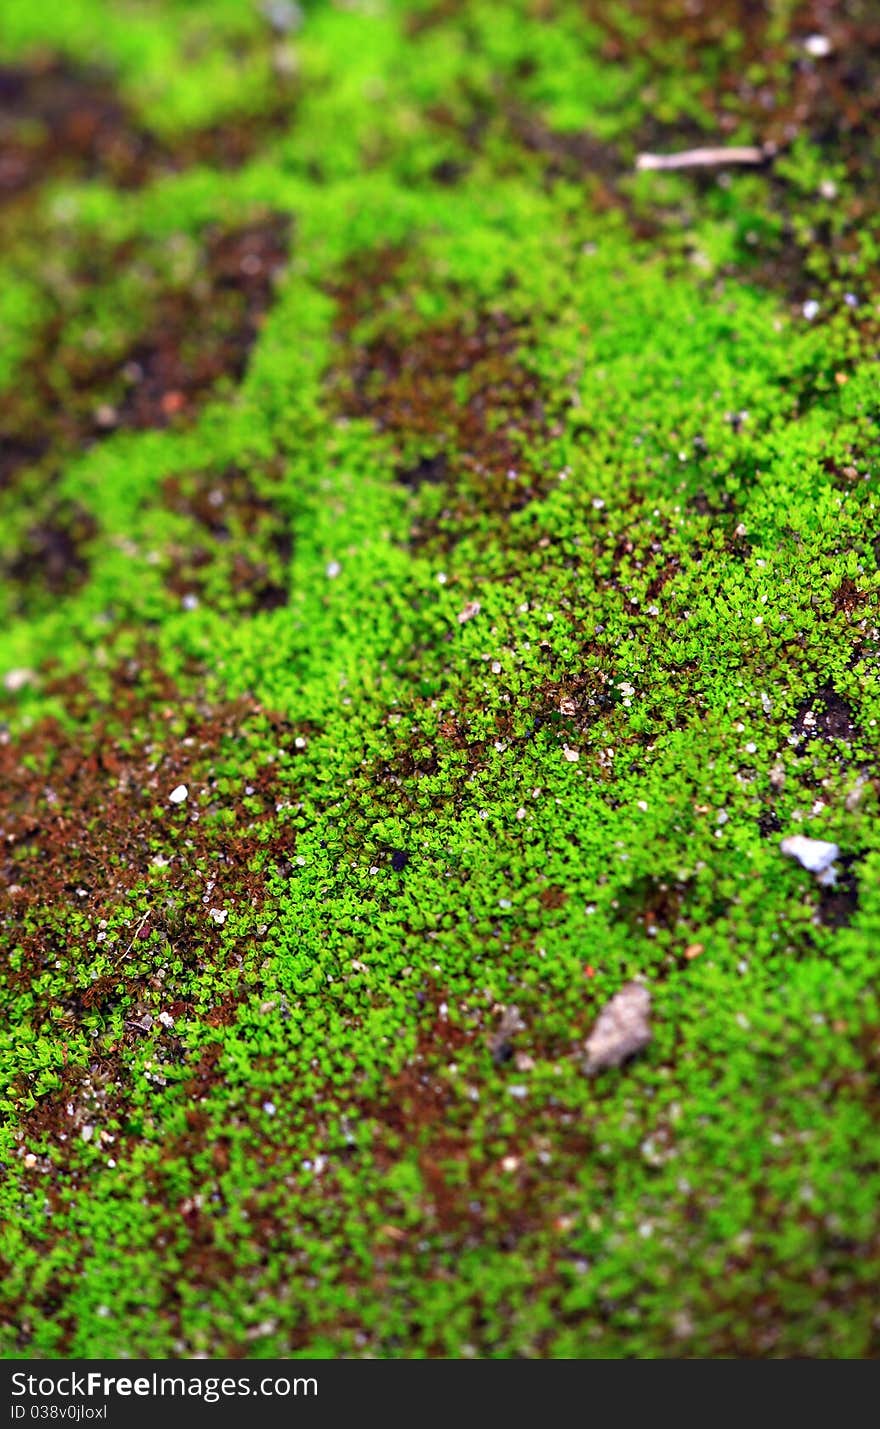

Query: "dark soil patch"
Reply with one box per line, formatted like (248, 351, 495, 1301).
(159, 461, 292, 614)
(791, 685, 858, 748)
(113, 216, 291, 429)
(817, 854, 859, 929)
(327, 251, 563, 547)
(0, 214, 290, 491)
(0, 57, 296, 204)
(3, 499, 98, 612)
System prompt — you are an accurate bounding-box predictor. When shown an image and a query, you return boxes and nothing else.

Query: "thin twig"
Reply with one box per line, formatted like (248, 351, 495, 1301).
(636, 143, 775, 172)
(113, 907, 151, 966)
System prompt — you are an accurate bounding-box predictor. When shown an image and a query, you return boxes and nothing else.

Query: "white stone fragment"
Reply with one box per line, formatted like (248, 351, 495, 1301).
(168, 784, 188, 804)
(3, 668, 35, 692)
(803, 34, 832, 58)
(583, 982, 652, 1075)
(457, 600, 481, 623)
(780, 834, 839, 886)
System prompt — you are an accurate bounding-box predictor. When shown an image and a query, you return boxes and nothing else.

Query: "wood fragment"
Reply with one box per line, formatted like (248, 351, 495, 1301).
(636, 144, 774, 172)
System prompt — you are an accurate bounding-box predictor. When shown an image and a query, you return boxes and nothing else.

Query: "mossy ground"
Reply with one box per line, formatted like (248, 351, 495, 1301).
(2, 0, 880, 1358)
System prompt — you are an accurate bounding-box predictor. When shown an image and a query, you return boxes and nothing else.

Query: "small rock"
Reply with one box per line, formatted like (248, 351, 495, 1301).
(208, 907, 228, 925)
(803, 34, 832, 58)
(780, 834, 839, 886)
(261, 0, 303, 32)
(3, 668, 35, 693)
(457, 599, 481, 624)
(583, 982, 651, 1075)
(168, 784, 188, 804)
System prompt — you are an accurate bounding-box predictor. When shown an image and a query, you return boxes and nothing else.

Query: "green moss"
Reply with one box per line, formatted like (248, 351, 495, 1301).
(2, 0, 880, 1360)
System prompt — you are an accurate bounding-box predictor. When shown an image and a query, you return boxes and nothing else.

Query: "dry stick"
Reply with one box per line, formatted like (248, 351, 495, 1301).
(113, 906, 151, 966)
(636, 143, 776, 172)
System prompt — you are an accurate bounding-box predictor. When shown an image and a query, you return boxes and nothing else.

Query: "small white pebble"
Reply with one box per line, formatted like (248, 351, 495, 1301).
(325, 560, 341, 578)
(563, 746, 580, 762)
(508, 1084, 528, 1099)
(457, 600, 481, 624)
(802, 299, 820, 321)
(81, 1125, 95, 1144)
(780, 834, 839, 885)
(169, 784, 188, 804)
(157, 1010, 175, 1029)
(181, 593, 199, 611)
(516, 807, 527, 820)
(803, 33, 832, 58)
(3, 667, 35, 693)
(262, 1101, 277, 1116)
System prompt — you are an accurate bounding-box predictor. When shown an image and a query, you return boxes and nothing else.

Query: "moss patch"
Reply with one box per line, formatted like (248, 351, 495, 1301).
(2, 0, 880, 1360)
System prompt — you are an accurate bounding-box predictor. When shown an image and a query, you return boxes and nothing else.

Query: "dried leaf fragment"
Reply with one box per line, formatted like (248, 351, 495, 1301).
(583, 981, 651, 1075)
